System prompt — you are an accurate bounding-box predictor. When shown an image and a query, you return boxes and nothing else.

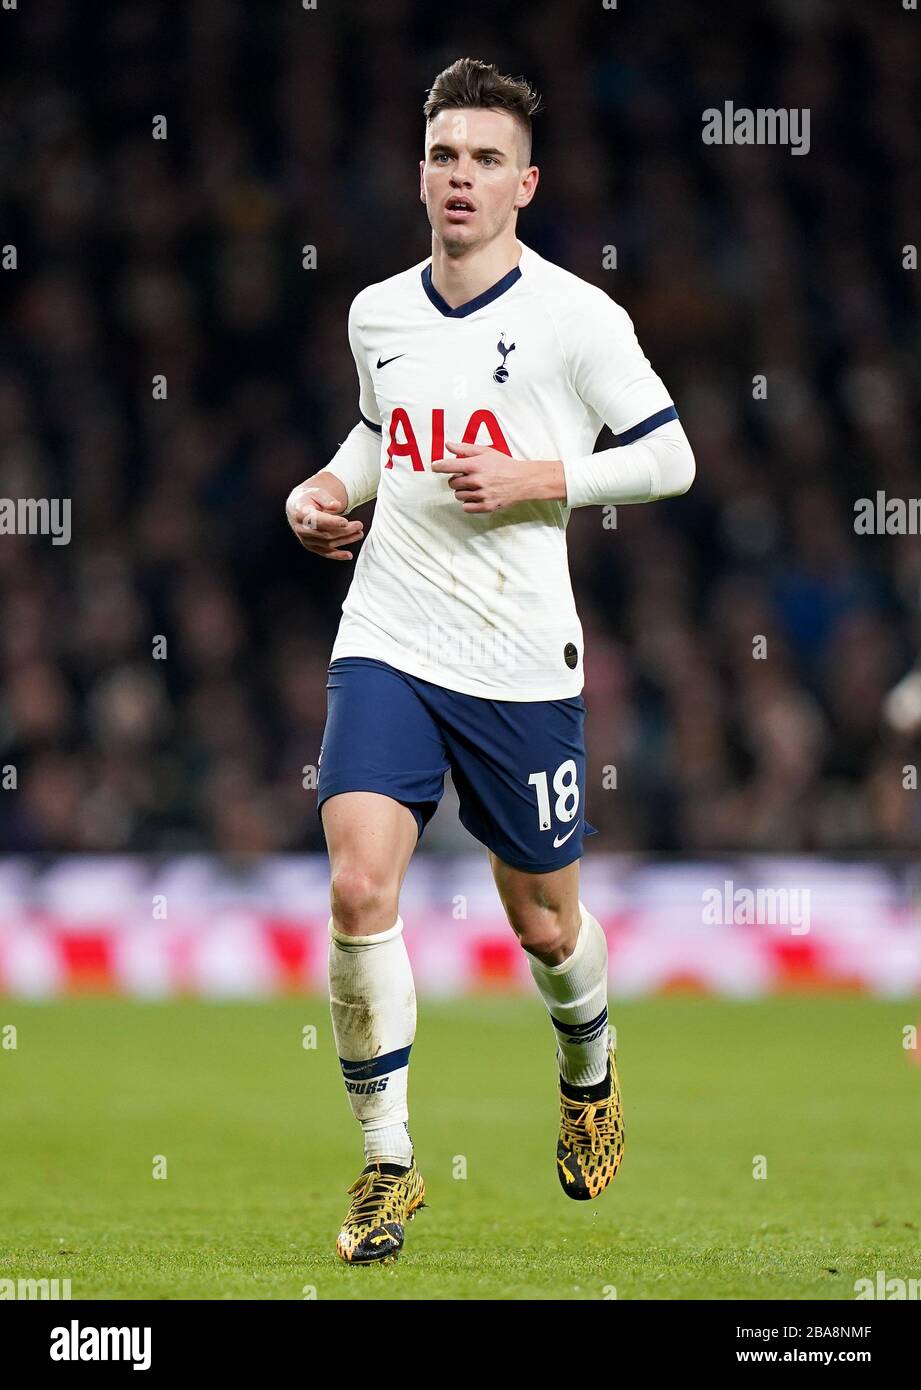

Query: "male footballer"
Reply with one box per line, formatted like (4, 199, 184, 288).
(286, 58, 695, 1263)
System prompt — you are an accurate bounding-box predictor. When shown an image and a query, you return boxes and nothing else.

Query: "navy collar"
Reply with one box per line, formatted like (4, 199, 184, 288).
(421, 260, 522, 318)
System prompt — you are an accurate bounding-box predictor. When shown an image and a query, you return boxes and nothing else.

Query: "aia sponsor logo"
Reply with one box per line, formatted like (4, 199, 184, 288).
(386, 408, 510, 470)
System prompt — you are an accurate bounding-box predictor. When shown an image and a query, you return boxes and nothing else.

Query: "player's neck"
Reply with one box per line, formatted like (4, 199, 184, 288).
(428, 234, 522, 310)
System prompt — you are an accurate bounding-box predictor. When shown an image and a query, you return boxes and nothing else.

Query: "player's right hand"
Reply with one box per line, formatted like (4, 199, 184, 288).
(285, 483, 365, 562)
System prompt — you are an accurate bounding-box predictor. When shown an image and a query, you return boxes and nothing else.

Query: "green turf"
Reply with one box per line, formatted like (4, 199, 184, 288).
(0, 995, 919, 1299)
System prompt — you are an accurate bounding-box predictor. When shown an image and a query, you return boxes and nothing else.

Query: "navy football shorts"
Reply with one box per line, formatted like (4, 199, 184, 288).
(317, 656, 597, 873)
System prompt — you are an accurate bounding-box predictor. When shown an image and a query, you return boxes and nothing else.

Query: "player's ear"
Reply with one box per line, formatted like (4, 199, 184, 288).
(419, 160, 426, 202)
(515, 165, 539, 209)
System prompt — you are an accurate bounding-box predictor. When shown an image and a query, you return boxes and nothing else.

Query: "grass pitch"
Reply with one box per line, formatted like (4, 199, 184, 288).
(1, 995, 918, 1300)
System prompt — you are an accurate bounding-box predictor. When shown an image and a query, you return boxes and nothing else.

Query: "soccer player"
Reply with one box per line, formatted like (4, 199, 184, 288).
(286, 58, 695, 1264)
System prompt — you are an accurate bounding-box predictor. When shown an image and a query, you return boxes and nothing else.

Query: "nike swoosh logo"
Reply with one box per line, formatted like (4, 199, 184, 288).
(553, 824, 579, 848)
(376, 353, 404, 369)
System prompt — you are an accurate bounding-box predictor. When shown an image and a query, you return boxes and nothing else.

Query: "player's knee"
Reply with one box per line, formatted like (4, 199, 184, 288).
(507, 905, 573, 963)
(330, 865, 397, 932)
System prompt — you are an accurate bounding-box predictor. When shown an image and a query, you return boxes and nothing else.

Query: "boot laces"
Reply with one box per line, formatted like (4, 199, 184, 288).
(560, 1093, 613, 1156)
(345, 1167, 407, 1224)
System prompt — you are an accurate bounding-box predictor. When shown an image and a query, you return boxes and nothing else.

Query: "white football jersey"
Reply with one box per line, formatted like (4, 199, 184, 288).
(325, 238, 678, 700)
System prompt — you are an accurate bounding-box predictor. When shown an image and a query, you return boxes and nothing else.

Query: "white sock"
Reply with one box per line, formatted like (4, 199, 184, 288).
(526, 902, 610, 1088)
(328, 915, 415, 1167)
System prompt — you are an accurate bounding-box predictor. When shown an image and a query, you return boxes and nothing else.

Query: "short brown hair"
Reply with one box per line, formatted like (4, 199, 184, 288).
(423, 58, 541, 164)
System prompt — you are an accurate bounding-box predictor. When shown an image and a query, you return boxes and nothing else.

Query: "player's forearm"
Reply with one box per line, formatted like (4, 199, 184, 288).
(321, 421, 382, 513)
(559, 420, 696, 508)
(524, 458, 568, 501)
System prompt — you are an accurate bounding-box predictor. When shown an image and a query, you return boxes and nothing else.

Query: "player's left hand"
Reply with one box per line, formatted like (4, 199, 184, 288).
(431, 441, 529, 513)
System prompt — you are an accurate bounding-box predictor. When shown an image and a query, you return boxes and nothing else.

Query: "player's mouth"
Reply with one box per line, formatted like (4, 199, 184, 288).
(444, 197, 476, 222)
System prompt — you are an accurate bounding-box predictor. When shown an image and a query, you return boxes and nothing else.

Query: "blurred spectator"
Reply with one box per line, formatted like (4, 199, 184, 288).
(0, 1, 918, 852)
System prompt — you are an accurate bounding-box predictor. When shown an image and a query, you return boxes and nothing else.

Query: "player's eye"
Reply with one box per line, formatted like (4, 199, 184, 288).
(432, 151, 451, 163)
(480, 156, 496, 166)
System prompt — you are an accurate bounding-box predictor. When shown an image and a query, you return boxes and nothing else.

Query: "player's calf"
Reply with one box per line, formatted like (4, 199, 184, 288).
(522, 899, 625, 1198)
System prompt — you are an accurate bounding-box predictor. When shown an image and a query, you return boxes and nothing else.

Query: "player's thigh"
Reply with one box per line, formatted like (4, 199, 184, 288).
(317, 658, 450, 933)
(317, 657, 450, 834)
(488, 850, 582, 959)
(322, 790, 418, 934)
(443, 690, 595, 875)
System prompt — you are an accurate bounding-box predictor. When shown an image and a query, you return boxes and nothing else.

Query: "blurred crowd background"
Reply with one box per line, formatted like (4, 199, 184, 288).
(0, 0, 919, 855)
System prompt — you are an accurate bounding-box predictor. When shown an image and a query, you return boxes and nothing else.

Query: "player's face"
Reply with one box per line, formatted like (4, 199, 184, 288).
(420, 108, 538, 255)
